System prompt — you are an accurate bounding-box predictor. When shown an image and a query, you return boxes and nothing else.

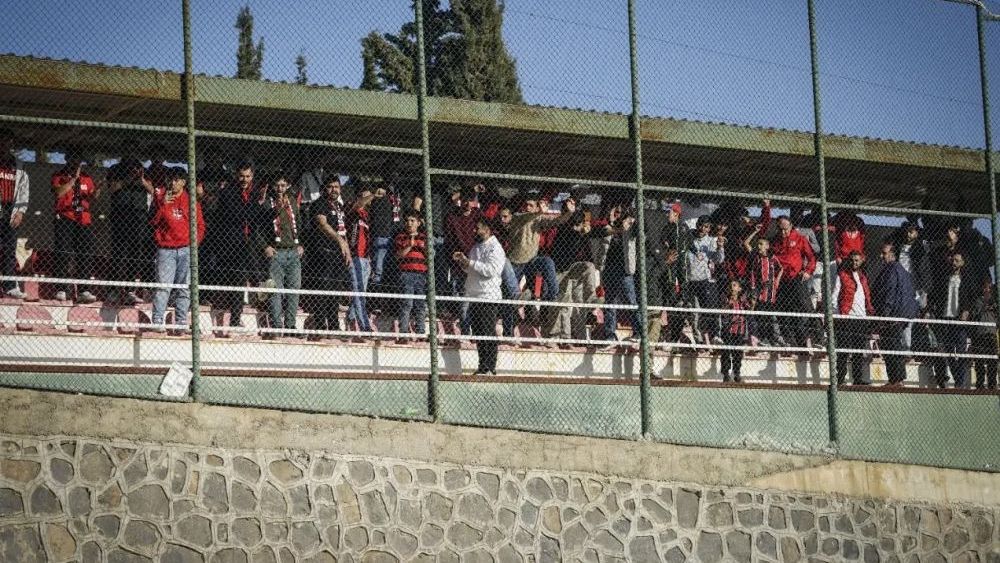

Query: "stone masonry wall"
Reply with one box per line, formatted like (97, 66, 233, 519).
(0, 434, 997, 563)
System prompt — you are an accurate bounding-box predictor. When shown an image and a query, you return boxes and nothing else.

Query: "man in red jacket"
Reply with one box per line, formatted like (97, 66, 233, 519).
(771, 215, 817, 348)
(50, 154, 99, 303)
(833, 251, 874, 385)
(150, 167, 205, 332)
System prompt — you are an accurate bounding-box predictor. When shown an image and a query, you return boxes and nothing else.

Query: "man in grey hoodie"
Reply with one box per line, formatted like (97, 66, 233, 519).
(686, 215, 725, 344)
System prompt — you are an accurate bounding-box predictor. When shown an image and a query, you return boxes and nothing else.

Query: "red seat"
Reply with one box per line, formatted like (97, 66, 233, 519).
(67, 305, 103, 334)
(117, 308, 151, 335)
(16, 304, 52, 332)
(23, 280, 40, 302)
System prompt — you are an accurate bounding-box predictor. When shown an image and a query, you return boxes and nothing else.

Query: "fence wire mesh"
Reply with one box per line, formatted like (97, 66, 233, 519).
(0, 0, 998, 469)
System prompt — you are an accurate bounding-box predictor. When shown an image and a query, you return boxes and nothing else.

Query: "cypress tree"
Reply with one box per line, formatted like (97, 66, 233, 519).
(295, 51, 308, 85)
(235, 6, 264, 80)
(360, 0, 521, 103)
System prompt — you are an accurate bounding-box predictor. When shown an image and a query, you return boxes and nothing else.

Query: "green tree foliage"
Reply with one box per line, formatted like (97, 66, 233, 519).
(295, 51, 308, 85)
(235, 5, 265, 80)
(361, 0, 522, 103)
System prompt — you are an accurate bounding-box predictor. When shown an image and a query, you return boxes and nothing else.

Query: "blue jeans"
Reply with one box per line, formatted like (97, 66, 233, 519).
(500, 260, 521, 337)
(398, 271, 428, 334)
(348, 256, 372, 331)
(603, 274, 639, 339)
(371, 236, 392, 285)
(511, 256, 558, 302)
(153, 247, 191, 326)
(269, 249, 302, 331)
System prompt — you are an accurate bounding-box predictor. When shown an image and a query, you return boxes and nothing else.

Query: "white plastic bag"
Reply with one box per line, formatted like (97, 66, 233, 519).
(160, 362, 194, 397)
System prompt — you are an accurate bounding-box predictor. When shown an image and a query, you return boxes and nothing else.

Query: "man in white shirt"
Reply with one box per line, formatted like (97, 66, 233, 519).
(832, 251, 874, 385)
(453, 217, 506, 375)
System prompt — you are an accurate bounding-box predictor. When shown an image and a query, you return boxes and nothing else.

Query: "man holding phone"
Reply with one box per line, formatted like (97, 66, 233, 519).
(150, 167, 204, 332)
(50, 152, 99, 303)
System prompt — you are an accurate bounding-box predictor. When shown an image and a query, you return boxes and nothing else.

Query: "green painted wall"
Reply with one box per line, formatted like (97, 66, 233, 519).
(439, 381, 641, 440)
(837, 392, 1000, 472)
(4, 373, 999, 472)
(649, 387, 831, 455)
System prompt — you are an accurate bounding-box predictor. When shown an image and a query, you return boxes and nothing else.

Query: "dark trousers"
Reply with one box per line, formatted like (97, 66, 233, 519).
(971, 333, 997, 389)
(0, 207, 16, 291)
(469, 301, 499, 373)
(53, 217, 95, 294)
(216, 243, 264, 326)
(688, 280, 719, 337)
(753, 300, 784, 344)
(719, 332, 745, 381)
(110, 222, 153, 285)
(775, 277, 813, 346)
(306, 249, 350, 332)
(880, 322, 908, 384)
(940, 321, 969, 388)
(835, 318, 870, 385)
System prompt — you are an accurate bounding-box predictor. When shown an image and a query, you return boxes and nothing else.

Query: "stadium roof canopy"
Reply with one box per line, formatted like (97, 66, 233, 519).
(0, 54, 995, 214)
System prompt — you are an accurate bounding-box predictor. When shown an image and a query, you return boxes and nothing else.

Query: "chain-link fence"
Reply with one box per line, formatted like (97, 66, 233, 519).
(0, 0, 998, 470)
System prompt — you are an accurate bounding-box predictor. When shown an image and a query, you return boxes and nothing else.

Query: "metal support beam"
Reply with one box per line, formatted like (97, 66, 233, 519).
(807, 0, 839, 447)
(415, 0, 440, 421)
(182, 0, 201, 399)
(627, 0, 653, 437)
(974, 5, 1000, 410)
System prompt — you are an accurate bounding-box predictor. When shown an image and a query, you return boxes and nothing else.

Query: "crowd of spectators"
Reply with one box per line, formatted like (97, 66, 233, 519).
(0, 138, 997, 388)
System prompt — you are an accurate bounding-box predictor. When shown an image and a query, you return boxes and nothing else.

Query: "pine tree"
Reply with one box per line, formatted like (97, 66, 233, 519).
(235, 6, 264, 80)
(295, 51, 308, 85)
(361, 0, 521, 103)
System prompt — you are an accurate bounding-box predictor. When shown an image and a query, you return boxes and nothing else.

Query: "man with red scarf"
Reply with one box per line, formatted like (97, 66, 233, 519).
(264, 173, 304, 337)
(833, 250, 874, 385)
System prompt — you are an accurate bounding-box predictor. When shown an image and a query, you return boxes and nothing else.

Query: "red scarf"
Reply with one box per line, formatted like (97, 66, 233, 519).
(271, 194, 298, 244)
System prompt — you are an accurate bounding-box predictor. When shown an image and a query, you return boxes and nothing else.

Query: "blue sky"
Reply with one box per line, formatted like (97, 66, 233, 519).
(3, 0, 999, 148)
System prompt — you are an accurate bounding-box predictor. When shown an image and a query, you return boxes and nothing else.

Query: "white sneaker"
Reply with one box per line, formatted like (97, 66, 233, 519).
(78, 291, 97, 304)
(4, 287, 26, 299)
(55, 291, 68, 302)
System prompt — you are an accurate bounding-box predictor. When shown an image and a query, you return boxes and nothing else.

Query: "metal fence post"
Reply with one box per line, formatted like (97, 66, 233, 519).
(627, 0, 652, 437)
(807, 0, 839, 447)
(974, 5, 1000, 408)
(182, 0, 201, 399)
(415, 0, 441, 420)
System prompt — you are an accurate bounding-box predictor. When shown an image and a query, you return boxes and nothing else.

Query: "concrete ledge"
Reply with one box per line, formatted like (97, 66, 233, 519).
(1, 388, 998, 508)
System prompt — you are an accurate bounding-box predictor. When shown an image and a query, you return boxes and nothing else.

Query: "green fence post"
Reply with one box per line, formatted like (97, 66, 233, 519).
(975, 7, 1000, 400)
(182, 0, 201, 400)
(415, 0, 440, 420)
(807, 0, 839, 447)
(627, 0, 652, 437)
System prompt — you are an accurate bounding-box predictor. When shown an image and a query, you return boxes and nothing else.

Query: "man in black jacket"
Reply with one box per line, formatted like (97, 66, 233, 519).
(211, 162, 270, 329)
(872, 242, 919, 386)
(929, 251, 977, 388)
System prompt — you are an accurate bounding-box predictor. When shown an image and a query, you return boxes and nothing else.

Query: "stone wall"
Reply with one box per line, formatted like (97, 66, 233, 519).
(1, 434, 997, 563)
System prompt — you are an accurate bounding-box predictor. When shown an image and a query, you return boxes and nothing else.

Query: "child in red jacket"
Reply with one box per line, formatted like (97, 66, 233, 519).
(150, 167, 205, 331)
